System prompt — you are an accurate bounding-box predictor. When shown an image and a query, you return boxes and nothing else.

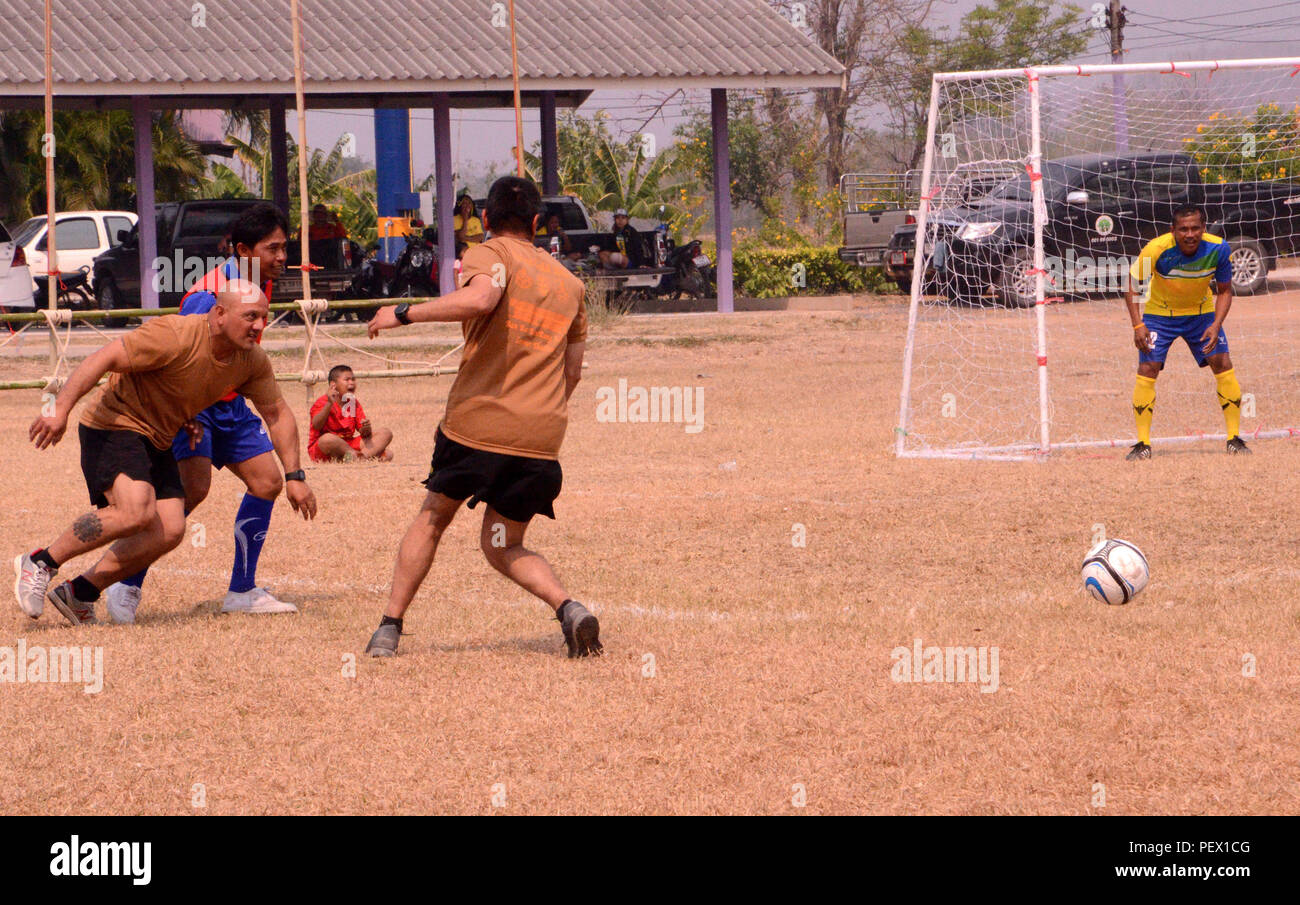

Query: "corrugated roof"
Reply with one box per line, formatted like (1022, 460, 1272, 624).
(0, 0, 843, 93)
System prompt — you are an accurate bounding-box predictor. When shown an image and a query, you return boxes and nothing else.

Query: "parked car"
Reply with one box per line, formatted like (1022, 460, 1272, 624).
(887, 151, 1300, 306)
(838, 172, 918, 290)
(0, 221, 37, 311)
(93, 199, 358, 325)
(11, 210, 137, 294)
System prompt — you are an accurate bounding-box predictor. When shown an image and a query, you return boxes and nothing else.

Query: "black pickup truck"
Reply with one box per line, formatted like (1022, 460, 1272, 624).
(886, 151, 1300, 306)
(93, 199, 358, 325)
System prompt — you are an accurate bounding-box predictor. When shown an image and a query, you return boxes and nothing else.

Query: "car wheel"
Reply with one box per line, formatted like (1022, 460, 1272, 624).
(997, 247, 1039, 308)
(1227, 237, 1267, 295)
(96, 278, 127, 329)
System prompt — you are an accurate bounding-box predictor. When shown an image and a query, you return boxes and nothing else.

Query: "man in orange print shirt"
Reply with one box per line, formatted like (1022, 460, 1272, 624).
(362, 176, 600, 660)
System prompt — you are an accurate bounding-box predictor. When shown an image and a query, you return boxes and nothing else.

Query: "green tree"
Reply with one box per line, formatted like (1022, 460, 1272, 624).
(227, 132, 361, 232)
(0, 109, 206, 221)
(521, 113, 684, 227)
(890, 0, 1090, 170)
(1183, 103, 1300, 185)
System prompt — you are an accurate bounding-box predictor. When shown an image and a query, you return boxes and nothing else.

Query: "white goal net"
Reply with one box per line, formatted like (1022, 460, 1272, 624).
(896, 58, 1300, 460)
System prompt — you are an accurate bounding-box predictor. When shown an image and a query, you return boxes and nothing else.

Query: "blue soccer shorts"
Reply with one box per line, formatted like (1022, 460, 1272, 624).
(1139, 311, 1228, 368)
(171, 396, 274, 468)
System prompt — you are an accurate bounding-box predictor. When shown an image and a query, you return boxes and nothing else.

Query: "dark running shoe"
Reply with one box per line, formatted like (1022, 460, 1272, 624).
(365, 623, 400, 658)
(1126, 442, 1152, 461)
(47, 582, 99, 625)
(558, 600, 602, 659)
(1226, 436, 1252, 455)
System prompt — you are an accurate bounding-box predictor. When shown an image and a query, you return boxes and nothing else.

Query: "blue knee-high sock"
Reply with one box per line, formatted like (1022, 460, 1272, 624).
(230, 494, 274, 594)
(121, 503, 193, 588)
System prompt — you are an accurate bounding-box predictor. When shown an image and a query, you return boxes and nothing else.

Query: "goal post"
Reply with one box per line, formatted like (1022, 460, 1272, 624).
(896, 57, 1300, 460)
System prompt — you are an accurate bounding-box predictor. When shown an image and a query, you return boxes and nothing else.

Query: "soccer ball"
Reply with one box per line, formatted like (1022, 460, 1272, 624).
(1081, 539, 1150, 605)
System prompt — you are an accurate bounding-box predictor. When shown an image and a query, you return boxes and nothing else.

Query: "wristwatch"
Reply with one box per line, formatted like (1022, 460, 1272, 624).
(284, 470, 307, 483)
(394, 302, 413, 325)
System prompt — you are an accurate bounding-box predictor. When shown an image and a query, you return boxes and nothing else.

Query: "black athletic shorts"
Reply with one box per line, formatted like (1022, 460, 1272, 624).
(423, 427, 563, 522)
(79, 424, 186, 509)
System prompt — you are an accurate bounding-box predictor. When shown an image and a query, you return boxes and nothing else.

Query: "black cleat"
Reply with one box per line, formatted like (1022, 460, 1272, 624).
(558, 600, 603, 658)
(47, 582, 99, 625)
(1125, 441, 1152, 461)
(1226, 436, 1251, 455)
(365, 623, 400, 658)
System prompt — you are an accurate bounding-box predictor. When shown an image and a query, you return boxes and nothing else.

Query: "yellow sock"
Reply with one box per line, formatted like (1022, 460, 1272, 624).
(1216, 368, 1242, 439)
(1133, 375, 1156, 445)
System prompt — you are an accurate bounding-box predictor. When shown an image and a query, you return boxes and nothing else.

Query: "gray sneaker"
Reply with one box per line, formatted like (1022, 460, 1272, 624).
(365, 623, 400, 658)
(558, 600, 603, 658)
(47, 582, 99, 625)
(1226, 436, 1251, 455)
(1125, 441, 1152, 461)
(13, 552, 55, 619)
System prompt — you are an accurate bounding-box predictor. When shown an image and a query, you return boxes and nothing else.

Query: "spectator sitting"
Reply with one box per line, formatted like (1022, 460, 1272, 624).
(599, 208, 645, 270)
(537, 213, 582, 260)
(308, 365, 393, 462)
(307, 204, 347, 241)
(454, 195, 485, 247)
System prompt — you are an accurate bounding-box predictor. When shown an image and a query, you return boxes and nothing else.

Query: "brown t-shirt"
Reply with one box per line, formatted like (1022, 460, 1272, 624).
(442, 236, 587, 459)
(80, 314, 281, 449)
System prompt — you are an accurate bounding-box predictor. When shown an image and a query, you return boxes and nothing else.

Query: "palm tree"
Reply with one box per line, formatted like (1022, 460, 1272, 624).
(0, 109, 206, 220)
(564, 137, 682, 225)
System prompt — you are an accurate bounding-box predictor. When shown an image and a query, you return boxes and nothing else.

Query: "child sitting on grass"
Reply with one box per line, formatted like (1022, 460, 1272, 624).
(308, 364, 394, 462)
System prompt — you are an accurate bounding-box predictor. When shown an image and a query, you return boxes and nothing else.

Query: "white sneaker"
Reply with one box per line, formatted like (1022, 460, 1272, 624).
(13, 553, 55, 619)
(105, 583, 142, 625)
(221, 587, 299, 615)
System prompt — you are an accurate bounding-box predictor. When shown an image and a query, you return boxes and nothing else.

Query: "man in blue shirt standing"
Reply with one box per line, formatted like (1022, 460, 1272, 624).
(104, 203, 303, 622)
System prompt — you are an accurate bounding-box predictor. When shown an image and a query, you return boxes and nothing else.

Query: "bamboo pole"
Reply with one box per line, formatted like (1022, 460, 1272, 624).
(508, 0, 525, 177)
(43, 0, 56, 373)
(0, 366, 462, 392)
(289, 0, 312, 301)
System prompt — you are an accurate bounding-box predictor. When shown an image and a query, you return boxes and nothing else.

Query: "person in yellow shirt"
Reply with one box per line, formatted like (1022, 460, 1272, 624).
(453, 195, 484, 247)
(1124, 204, 1247, 460)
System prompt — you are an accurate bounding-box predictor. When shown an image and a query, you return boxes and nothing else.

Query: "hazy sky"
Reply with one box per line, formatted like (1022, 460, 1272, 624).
(298, 0, 1300, 186)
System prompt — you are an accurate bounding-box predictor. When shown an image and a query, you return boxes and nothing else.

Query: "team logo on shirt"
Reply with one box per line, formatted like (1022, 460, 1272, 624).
(1094, 215, 1115, 237)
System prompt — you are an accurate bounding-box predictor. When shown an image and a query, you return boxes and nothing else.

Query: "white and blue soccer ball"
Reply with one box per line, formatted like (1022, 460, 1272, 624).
(1081, 539, 1150, 605)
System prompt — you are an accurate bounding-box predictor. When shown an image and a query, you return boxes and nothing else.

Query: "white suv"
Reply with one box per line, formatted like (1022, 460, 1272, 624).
(0, 221, 36, 310)
(11, 210, 138, 293)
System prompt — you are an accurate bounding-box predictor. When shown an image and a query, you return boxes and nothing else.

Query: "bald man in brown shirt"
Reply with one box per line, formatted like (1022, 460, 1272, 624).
(14, 279, 317, 625)
(363, 176, 601, 659)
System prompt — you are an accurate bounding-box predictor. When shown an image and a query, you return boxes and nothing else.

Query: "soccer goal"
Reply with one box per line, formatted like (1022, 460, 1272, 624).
(896, 57, 1300, 460)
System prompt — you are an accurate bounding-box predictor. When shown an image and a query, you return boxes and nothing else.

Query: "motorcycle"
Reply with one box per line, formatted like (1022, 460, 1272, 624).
(658, 239, 713, 300)
(343, 246, 395, 322)
(385, 228, 438, 300)
(33, 265, 95, 311)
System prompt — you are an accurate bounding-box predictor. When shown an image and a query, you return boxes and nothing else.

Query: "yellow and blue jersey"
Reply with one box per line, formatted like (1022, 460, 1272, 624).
(1129, 233, 1232, 317)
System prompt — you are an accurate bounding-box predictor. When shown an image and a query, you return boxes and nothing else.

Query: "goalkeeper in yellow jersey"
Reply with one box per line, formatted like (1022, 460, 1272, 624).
(1125, 204, 1248, 460)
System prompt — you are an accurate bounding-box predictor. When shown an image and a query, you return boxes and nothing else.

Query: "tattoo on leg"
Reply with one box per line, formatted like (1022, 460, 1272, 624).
(72, 512, 104, 543)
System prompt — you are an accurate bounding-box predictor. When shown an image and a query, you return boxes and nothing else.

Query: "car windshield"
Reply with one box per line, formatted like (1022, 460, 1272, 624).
(984, 163, 1078, 202)
(11, 217, 46, 246)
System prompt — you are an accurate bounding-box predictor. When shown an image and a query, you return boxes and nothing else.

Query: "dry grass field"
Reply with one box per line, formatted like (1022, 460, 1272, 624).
(1, 296, 1298, 815)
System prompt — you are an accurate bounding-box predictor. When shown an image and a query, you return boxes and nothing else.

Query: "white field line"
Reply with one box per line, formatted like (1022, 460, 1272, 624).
(151, 566, 814, 624)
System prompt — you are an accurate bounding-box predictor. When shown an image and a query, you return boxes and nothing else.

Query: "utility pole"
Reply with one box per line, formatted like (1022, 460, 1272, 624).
(1107, 0, 1130, 152)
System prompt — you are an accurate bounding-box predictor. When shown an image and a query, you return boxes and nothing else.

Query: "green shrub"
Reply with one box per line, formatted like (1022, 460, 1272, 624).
(729, 245, 888, 298)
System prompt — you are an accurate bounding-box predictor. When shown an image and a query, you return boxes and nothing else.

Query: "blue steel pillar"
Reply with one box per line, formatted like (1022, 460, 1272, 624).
(374, 107, 412, 263)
